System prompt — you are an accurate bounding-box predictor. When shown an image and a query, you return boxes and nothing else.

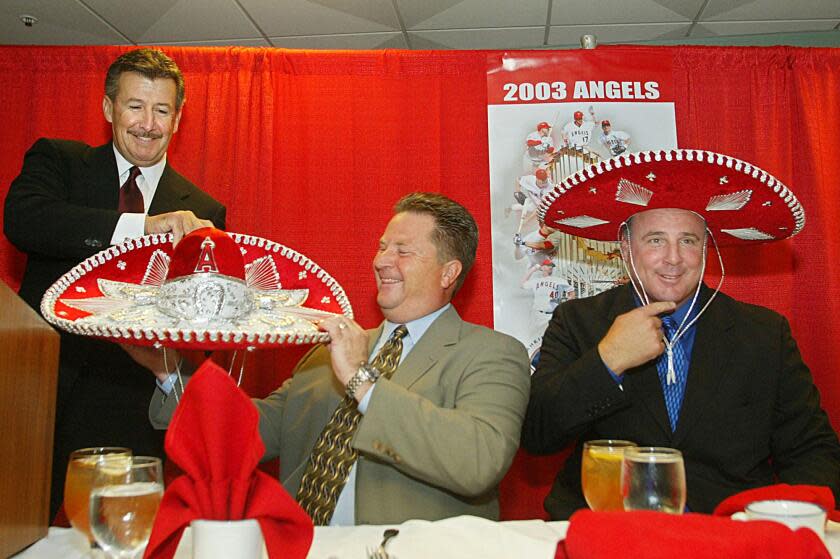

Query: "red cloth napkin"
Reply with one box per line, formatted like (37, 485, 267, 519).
(554, 510, 831, 559)
(144, 359, 313, 558)
(714, 483, 839, 522)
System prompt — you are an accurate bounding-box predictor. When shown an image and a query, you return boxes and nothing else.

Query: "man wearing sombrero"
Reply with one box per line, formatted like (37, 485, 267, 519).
(521, 149, 840, 518)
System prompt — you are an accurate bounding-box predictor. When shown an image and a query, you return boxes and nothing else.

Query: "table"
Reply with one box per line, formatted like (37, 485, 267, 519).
(15, 516, 840, 558)
(13, 516, 567, 559)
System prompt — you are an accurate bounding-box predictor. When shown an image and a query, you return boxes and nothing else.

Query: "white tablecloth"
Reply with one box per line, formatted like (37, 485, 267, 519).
(15, 516, 840, 558)
(13, 516, 567, 559)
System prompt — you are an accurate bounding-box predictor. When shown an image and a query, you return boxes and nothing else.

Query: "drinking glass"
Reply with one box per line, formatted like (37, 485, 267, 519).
(89, 455, 164, 558)
(64, 447, 132, 544)
(621, 446, 686, 514)
(581, 439, 637, 511)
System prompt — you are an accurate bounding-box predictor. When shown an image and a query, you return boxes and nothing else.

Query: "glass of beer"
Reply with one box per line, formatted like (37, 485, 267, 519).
(89, 455, 164, 558)
(64, 447, 132, 544)
(581, 439, 636, 511)
(621, 446, 686, 514)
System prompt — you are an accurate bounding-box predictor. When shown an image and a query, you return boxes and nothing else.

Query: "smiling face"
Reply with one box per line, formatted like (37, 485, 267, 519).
(622, 208, 707, 308)
(103, 71, 182, 167)
(373, 211, 461, 323)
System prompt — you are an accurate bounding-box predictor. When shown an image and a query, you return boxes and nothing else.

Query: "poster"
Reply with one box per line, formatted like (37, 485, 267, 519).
(487, 50, 678, 369)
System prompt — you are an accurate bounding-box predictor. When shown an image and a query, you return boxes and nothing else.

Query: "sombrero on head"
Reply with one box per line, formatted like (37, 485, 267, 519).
(41, 227, 352, 350)
(538, 149, 805, 245)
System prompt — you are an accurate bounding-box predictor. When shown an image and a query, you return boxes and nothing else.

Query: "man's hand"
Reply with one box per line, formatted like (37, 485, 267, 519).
(597, 301, 676, 376)
(145, 210, 214, 245)
(321, 316, 370, 399)
(120, 343, 181, 383)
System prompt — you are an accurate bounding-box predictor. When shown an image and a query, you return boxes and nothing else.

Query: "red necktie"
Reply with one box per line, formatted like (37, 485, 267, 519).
(118, 166, 144, 213)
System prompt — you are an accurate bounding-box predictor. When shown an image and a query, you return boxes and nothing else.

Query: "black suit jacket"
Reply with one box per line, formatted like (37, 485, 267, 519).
(3, 138, 225, 516)
(521, 283, 840, 518)
(5, 138, 225, 311)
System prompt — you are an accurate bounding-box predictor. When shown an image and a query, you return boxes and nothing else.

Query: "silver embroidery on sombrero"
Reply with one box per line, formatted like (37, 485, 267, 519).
(554, 215, 610, 229)
(614, 178, 653, 207)
(706, 190, 752, 211)
(720, 227, 775, 241)
(61, 268, 320, 335)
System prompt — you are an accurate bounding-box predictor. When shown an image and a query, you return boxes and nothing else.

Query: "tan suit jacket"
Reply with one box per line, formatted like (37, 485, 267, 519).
(254, 306, 530, 524)
(152, 306, 530, 524)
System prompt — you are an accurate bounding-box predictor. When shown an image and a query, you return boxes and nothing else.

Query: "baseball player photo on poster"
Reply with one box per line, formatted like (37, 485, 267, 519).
(486, 50, 678, 369)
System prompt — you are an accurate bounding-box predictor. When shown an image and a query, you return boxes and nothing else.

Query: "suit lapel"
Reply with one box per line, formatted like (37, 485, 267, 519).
(148, 164, 189, 214)
(84, 143, 121, 210)
(672, 290, 736, 445)
(389, 306, 461, 389)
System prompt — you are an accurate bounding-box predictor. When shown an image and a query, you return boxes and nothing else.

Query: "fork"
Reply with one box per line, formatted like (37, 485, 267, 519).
(366, 528, 399, 559)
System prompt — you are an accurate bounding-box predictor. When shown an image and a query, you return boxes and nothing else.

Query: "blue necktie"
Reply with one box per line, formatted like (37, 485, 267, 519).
(657, 315, 689, 432)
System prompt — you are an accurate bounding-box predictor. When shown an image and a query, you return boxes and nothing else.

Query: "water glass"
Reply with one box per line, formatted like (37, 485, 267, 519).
(64, 447, 132, 544)
(621, 446, 686, 514)
(89, 455, 164, 558)
(581, 439, 637, 511)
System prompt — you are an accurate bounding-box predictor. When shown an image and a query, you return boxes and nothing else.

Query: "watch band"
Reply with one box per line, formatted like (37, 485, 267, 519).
(345, 362, 381, 399)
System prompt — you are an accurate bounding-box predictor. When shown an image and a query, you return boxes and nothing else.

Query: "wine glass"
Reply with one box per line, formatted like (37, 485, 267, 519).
(620, 446, 686, 514)
(64, 447, 132, 545)
(581, 439, 636, 511)
(89, 455, 164, 558)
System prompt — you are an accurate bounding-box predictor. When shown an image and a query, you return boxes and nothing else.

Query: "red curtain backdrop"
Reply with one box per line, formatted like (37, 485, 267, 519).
(1, 45, 838, 521)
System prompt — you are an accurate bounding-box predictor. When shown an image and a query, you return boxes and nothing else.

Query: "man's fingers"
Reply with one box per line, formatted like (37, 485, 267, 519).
(171, 219, 186, 246)
(638, 301, 677, 316)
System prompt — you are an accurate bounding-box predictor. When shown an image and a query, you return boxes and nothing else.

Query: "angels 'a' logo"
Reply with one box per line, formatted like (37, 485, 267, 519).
(194, 237, 219, 273)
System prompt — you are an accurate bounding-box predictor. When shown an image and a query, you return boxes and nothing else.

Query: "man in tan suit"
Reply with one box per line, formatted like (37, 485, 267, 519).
(150, 192, 530, 525)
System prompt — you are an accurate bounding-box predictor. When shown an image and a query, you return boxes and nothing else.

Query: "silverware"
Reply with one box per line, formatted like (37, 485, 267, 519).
(367, 528, 399, 559)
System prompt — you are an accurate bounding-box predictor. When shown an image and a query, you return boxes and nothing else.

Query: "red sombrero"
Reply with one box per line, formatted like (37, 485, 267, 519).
(538, 149, 805, 245)
(41, 227, 352, 350)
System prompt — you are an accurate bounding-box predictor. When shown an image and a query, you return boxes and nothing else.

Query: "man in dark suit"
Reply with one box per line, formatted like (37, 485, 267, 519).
(521, 150, 840, 518)
(3, 48, 225, 519)
(150, 193, 530, 525)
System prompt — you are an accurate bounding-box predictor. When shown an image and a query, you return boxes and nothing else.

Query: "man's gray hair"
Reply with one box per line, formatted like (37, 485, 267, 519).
(105, 48, 186, 109)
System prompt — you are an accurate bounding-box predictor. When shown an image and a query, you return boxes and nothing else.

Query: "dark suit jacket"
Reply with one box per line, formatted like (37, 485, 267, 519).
(5, 138, 225, 310)
(521, 283, 840, 518)
(4, 138, 225, 515)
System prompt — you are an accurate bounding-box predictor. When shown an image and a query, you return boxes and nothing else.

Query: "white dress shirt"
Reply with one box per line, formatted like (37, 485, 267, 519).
(110, 144, 167, 245)
(330, 303, 451, 526)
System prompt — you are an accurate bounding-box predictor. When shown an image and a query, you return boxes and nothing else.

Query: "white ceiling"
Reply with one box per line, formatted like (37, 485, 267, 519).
(1, 0, 839, 50)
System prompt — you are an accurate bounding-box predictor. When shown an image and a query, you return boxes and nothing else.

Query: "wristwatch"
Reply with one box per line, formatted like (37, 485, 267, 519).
(346, 361, 381, 399)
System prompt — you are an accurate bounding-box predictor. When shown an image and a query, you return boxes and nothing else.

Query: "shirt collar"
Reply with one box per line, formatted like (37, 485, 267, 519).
(112, 144, 167, 187)
(380, 303, 451, 348)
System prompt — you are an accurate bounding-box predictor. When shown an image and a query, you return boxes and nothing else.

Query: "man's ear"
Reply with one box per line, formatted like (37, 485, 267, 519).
(619, 239, 630, 261)
(102, 95, 114, 123)
(172, 105, 183, 134)
(440, 260, 463, 290)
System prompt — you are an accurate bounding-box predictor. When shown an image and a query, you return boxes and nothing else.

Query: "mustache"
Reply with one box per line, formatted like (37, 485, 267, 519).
(128, 129, 163, 139)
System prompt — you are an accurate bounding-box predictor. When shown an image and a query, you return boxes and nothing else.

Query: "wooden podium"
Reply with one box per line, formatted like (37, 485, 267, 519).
(0, 280, 59, 557)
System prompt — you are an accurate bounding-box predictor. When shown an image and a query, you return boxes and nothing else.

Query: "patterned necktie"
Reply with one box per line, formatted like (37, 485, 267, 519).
(657, 316, 689, 432)
(297, 324, 408, 525)
(118, 166, 144, 213)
